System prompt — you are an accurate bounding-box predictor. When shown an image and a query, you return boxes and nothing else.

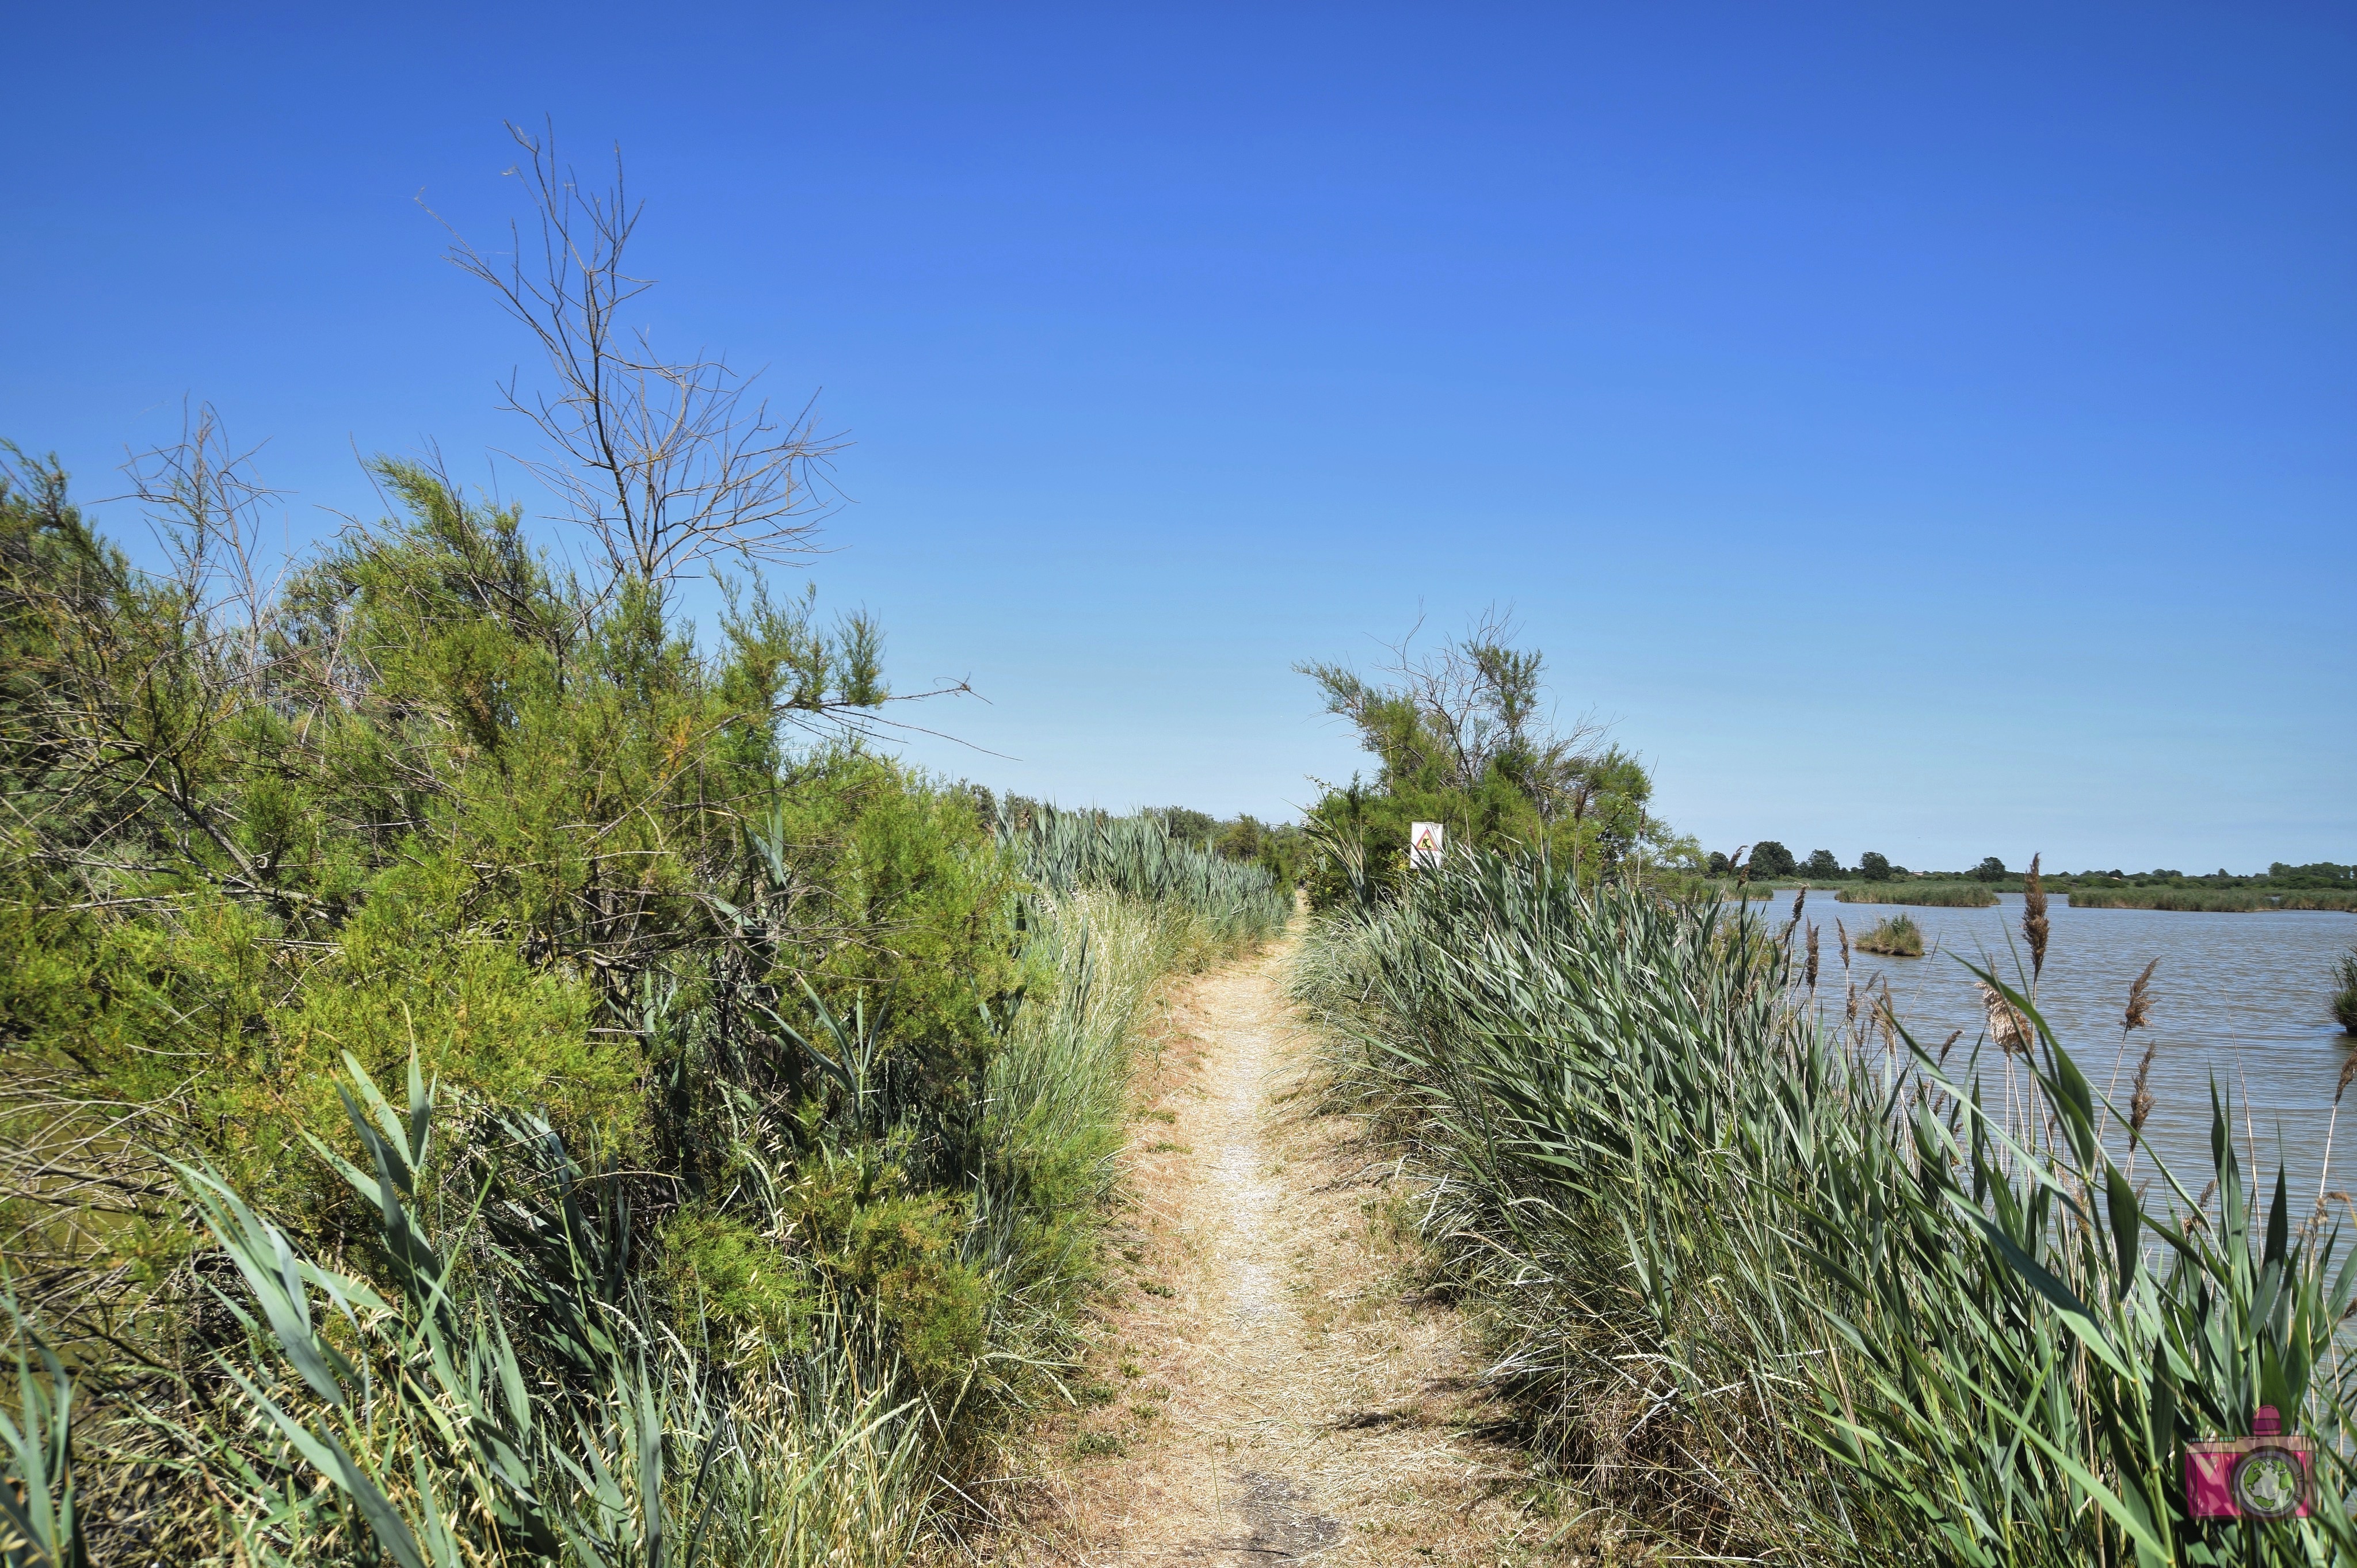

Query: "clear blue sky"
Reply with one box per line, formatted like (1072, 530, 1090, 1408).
(6, 3, 2351, 872)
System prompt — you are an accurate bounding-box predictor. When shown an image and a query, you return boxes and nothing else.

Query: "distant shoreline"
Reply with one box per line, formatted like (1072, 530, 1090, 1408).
(1691, 881, 2357, 913)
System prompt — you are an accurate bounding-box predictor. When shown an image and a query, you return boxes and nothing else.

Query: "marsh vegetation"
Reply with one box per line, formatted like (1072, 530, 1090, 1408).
(1852, 911, 1924, 956)
(1292, 852, 2357, 1564)
(2068, 887, 2357, 912)
(1837, 882, 1999, 907)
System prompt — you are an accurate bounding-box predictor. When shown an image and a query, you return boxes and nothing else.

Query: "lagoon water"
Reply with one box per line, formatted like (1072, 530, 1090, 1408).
(1785, 890, 2357, 1211)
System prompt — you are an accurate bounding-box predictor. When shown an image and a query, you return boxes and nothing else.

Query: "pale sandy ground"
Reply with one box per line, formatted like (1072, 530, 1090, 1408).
(993, 938, 1539, 1568)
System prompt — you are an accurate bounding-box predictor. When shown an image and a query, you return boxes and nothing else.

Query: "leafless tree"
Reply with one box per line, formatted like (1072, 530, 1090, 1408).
(432, 121, 845, 590)
(117, 400, 288, 684)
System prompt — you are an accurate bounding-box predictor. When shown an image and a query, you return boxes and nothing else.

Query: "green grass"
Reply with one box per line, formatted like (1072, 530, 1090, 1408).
(2335, 949, 2357, 1033)
(1292, 853, 2357, 1564)
(1835, 881, 1999, 907)
(1853, 911, 1923, 956)
(2066, 886, 2357, 911)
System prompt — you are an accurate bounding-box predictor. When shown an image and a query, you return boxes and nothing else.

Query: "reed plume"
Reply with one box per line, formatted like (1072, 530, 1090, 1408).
(2022, 853, 2049, 986)
(2123, 959, 2158, 1033)
(1980, 979, 2033, 1055)
(1805, 922, 1820, 990)
(1836, 918, 1851, 971)
(2129, 1041, 2156, 1136)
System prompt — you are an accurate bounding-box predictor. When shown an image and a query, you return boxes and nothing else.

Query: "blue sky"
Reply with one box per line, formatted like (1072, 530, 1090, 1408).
(5, 3, 2351, 872)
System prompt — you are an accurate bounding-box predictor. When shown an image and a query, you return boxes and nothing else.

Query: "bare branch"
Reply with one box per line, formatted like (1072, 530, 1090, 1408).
(428, 120, 846, 589)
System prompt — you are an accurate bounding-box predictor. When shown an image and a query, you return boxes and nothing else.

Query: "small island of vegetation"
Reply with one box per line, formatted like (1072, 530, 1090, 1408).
(1837, 882, 1997, 907)
(1853, 911, 1924, 956)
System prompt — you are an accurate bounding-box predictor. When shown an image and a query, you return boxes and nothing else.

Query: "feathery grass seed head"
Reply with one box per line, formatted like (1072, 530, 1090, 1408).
(2123, 959, 2158, 1032)
(2022, 853, 2050, 985)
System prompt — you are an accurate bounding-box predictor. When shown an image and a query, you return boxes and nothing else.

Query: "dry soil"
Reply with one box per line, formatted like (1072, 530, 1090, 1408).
(998, 938, 1535, 1568)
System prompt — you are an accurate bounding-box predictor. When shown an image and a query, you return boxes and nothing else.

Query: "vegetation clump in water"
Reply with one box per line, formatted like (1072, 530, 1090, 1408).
(2068, 886, 2357, 912)
(1836, 881, 1997, 907)
(1853, 911, 1923, 956)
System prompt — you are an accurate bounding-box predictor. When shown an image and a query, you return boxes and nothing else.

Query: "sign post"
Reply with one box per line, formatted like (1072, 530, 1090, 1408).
(1409, 822, 1446, 872)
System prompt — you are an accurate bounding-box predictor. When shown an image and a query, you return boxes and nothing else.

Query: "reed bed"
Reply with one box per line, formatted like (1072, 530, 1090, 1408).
(999, 806, 1290, 946)
(1293, 849, 2357, 1564)
(2333, 949, 2357, 1034)
(1854, 911, 1924, 956)
(1836, 881, 1999, 907)
(2068, 887, 2357, 913)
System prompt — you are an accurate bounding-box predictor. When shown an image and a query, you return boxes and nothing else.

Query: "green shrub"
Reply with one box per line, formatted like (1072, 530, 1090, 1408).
(789, 1147, 991, 1394)
(1, 447, 1227, 1563)
(659, 1208, 814, 1361)
(1295, 622, 1691, 906)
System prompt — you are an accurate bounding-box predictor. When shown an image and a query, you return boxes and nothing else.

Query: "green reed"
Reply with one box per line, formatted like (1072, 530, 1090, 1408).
(1293, 848, 2357, 1565)
(1855, 911, 1924, 956)
(1837, 882, 2000, 907)
(1000, 806, 1290, 946)
(2068, 888, 2357, 913)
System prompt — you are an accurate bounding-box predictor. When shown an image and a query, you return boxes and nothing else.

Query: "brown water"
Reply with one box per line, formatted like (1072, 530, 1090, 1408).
(1794, 891, 2357, 1210)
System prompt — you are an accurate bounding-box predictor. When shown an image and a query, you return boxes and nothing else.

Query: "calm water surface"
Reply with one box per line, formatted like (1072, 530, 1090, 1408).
(1787, 891, 2357, 1205)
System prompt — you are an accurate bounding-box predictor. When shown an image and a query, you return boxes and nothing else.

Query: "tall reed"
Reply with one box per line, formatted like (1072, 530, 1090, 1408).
(1836, 882, 1999, 907)
(2069, 888, 2357, 913)
(999, 806, 1289, 946)
(1293, 849, 2357, 1564)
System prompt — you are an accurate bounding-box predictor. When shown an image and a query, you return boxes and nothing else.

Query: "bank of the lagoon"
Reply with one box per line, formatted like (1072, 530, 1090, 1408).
(1802, 890, 2357, 1200)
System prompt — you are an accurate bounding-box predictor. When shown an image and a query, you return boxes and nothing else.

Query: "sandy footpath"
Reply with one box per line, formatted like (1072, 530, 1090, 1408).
(996, 938, 1532, 1568)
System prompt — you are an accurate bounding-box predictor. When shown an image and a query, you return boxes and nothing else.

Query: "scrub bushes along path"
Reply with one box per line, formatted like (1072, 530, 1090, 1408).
(0, 447, 1286, 1566)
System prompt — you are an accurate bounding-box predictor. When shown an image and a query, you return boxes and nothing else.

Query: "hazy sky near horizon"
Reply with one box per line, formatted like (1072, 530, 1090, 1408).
(5, 3, 2351, 872)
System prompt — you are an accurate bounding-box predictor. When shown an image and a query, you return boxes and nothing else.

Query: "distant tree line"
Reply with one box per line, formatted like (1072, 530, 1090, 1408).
(1702, 844, 2354, 888)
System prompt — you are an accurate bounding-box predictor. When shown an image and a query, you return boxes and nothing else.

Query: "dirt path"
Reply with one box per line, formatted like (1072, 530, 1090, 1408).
(1007, 939, 1530, 1568)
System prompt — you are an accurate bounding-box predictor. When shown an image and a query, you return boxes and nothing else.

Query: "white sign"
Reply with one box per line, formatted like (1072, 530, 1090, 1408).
(1409, 821, 1445, 871)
